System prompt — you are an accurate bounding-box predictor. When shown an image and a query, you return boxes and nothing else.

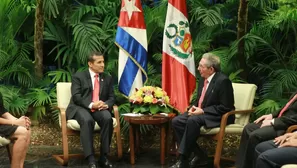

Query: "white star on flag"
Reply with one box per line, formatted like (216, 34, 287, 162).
(121, 0, 141, 21)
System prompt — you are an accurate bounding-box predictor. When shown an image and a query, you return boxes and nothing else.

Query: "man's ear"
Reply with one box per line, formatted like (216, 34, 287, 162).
(210, 67, 215, 73)
(88, 61, 92, 67)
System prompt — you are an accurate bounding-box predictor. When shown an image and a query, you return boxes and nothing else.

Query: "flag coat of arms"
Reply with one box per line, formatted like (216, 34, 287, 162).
(115, 0, 148, 97)
(162, 0, 196, 113)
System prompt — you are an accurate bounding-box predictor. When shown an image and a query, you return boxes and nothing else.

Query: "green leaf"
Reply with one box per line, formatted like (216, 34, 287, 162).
(149, 105, 160, 114)
(132, 107, 140, 113)
(140, 106, 149, 113)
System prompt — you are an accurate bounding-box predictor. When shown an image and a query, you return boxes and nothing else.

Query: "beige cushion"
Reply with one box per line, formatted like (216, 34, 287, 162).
(282, 165, 297, 168)
(0, 136, 10, 146)
(201, 83, 257, 135)
(67, 118, 117, 131)
(56, 82, 118, 131)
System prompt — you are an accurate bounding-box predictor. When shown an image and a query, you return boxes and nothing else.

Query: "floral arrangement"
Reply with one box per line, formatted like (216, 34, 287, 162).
(129, 86, 172, 114)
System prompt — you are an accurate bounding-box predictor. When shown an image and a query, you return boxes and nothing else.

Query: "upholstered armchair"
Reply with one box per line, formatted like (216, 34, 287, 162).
(200, 83, 257, 168)
(52, 82, 122, 166)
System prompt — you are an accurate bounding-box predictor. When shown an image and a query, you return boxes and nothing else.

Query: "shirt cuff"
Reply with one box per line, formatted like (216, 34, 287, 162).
(271, 119, 275, 126)
(89, 102, 94, 109)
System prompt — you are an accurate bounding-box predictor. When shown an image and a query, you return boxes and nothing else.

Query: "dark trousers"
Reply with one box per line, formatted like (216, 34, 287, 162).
(235, 122, 278, 168)
(172, 112, 207, 158)
(73, 106, 113, 158)
(255, 140, 297, 168)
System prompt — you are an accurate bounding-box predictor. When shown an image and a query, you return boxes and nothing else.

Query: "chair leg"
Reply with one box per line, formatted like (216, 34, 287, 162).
(115, 129, 123, 160)
(53, 132, 69, 166)
(6, 144, 11, 163)
(62, 133, 69, 165)
(213, 134, 224, 168)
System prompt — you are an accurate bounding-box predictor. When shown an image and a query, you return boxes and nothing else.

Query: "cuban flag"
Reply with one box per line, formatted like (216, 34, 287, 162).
(115, 0, 148, 97)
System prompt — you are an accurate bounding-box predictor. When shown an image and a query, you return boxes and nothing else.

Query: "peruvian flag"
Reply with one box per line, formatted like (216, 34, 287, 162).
(162, 0, 196, 113)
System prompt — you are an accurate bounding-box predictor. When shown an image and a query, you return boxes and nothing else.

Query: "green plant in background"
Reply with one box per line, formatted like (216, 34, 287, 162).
(1, 0, 297, 133)
(241, 0, 297, 117)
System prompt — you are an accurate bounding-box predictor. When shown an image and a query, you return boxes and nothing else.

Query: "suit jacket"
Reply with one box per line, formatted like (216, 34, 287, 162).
(66, 70, 115, 120)
(271, 92, 297, 132)
(192, 72, 235, 128)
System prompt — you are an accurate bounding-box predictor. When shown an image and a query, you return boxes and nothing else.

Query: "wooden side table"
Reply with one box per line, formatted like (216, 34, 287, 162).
(123, 115, 172, 165)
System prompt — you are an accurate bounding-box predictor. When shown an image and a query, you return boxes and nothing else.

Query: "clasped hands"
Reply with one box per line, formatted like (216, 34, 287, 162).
(13, 116, 31, 130)
(92, 100, 108, 111)
(188, 106, 204, 116)
(254, 114, 273, 128)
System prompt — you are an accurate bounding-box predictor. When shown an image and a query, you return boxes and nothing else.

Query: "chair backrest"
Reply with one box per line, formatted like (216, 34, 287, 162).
(56, 82, 72, 109)
(232, 83, 257, 126)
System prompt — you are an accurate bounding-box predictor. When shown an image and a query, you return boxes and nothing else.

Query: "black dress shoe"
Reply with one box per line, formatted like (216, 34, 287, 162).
(98, 158, 113, 168)
(190, 156, 208, 167)
(88, 162, 97, 168)
(169, 160, 190, 168)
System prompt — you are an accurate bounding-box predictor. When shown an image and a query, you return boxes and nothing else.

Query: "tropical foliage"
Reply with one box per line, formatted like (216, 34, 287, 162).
(1, 0, 297, 132)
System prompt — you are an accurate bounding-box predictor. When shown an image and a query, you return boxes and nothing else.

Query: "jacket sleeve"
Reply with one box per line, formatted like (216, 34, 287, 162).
(273, 114, 297, 130)
(71, 74, 91, 109)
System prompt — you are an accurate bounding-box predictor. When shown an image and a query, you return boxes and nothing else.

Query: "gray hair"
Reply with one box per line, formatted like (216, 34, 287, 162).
(202, 53, 221, 72)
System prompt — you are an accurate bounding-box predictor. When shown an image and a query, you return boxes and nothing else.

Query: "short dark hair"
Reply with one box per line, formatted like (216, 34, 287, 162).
(87, 51, 104, 63)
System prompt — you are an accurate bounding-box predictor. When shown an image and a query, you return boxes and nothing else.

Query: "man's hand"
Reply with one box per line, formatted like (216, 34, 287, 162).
(92, 101, 104, 109)
(274, 133, 294, 145)
(279, 138, 297, 148)
(92, 101, 108, 111)
(98, 102, 108, 111)
(188, 106, 204, 116)
(188, 106, 196, 113)
(260, 119, 272, 128)
(254, 114, 273, 124)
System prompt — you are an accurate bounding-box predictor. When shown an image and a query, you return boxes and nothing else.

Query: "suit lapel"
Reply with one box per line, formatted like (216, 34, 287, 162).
(86, 71, 92, 90)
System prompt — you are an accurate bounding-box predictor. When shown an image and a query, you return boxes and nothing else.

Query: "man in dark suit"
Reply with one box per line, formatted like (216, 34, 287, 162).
(236, 93, 297, 168)
(254, 132, 297, 168)
(66, 52, 115, 168)
(170, 53, 235, 168)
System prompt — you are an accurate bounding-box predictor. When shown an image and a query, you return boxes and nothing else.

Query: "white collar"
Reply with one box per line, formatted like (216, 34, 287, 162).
(89, 69, 97, 78)
(206, 72, 216, 83)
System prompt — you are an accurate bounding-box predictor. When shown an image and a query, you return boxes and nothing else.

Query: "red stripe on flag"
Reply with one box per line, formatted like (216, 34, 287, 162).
(168, 0, 188, 18)
(162, 52, 196, 113)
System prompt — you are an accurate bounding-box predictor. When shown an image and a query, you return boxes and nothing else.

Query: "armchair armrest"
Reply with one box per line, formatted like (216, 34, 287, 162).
(286, 125, 297, 133)
(113, 105, 119, 119)
(113, 105, 120, 132)
(219, 109, 255, 131)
